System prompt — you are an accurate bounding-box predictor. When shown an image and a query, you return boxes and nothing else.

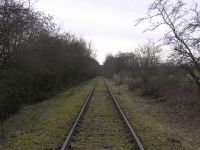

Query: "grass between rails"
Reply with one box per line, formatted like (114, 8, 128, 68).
(0, 79, 95, 150)
(71, 79, 133, 149)
(107, 80, 199, 150)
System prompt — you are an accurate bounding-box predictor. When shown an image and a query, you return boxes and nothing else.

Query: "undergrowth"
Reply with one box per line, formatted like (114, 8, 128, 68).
(0, 79, 95, 150)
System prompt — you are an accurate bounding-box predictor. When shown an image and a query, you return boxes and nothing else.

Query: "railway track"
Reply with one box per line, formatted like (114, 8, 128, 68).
(60, 81, 145, 150)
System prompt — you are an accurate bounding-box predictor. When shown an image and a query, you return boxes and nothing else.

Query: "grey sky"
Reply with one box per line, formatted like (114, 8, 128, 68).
(35, 0, 197, 64)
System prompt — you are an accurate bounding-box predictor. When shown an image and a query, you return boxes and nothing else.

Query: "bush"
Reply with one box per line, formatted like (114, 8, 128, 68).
(0, 0, 99, 121)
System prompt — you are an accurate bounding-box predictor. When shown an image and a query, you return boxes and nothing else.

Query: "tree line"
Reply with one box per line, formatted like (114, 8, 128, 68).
(0, 0, 99, 121)
(103, 42, 165, 97)
(103, 0, 200, 107)
(136, 0, 200, 92)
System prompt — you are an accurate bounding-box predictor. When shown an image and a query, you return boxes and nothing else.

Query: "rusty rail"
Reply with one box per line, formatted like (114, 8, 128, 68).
(105, 83, 145, 150)
(60, 83, 96, 150)
(60, 81, 145, 150)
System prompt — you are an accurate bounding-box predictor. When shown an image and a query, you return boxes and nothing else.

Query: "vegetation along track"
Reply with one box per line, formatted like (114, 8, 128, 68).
(60, 79, 145, 150)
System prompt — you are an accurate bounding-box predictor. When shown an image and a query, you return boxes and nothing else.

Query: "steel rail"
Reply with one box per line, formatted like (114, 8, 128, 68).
(105, 83, 145, 150)
(60, 83, 96, 150)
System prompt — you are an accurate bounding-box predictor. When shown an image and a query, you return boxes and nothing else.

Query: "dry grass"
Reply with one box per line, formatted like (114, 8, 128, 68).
(107, 79, 200, 150)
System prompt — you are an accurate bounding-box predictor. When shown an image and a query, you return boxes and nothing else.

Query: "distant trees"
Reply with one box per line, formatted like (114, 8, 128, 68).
(103, 41, 193, 100)
(103, 53, 135, 81)
(103, 42, 161, 94)
(103, 55, 116, 78)
(136, 0, 200, 92)
(0, 0, 99, 121)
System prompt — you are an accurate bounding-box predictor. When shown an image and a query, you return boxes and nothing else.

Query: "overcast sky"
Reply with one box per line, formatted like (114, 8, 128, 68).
(35, 0, 197, 64)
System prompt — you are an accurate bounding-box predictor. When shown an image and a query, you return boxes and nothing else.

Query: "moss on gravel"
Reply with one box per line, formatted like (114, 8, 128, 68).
(0, 79, 95, 150)
(107, 80, 197, 150)
(70, 79, 133, 150)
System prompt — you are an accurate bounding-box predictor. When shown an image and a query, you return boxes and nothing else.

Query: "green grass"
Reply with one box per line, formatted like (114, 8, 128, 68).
(180, 128, 191, 134)
(0, 79, 95, 150)
(107, 80, 197, 150)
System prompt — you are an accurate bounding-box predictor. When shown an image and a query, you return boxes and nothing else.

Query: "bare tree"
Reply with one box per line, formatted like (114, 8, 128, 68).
(136, 0, 200, 92)
(134, 41, 161, 92)
(0, 0, 55, 66)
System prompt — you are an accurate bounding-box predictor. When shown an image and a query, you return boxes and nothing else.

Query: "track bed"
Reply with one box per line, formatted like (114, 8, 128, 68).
(69, 82, 134, 150)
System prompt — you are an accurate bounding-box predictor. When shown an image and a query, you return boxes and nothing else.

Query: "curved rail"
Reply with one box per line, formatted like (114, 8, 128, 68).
(105, 83, 145, 150)
(60, 83, 96, 150)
